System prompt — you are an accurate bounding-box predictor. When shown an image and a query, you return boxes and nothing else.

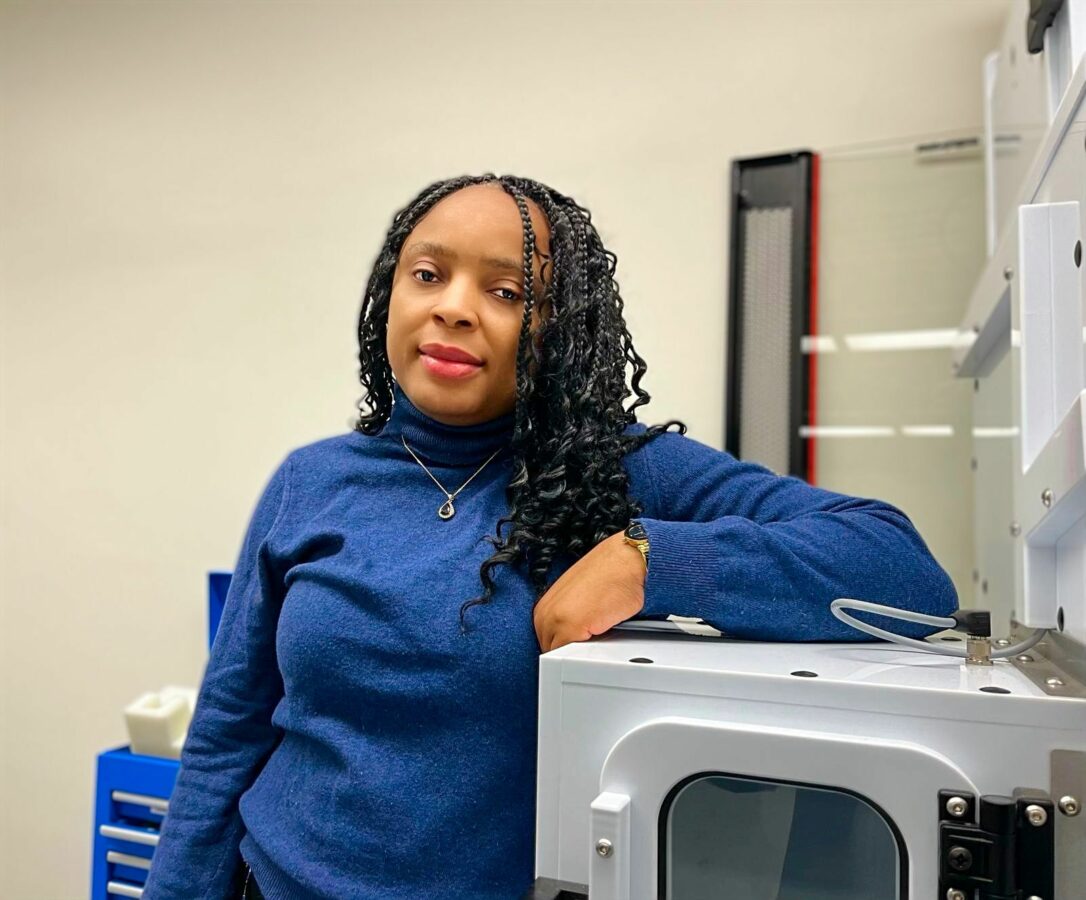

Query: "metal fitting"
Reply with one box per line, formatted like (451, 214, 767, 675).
(966, 636, 994, 666)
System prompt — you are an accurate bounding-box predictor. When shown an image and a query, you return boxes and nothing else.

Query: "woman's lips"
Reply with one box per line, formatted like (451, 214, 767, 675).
(419, 351, 483, 379)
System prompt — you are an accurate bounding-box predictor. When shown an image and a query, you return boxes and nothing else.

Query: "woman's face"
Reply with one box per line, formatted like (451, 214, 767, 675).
(386, 183, 552, 426)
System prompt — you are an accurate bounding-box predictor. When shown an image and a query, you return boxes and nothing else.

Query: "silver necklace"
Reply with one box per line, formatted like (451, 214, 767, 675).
(401, 435, 504, 520)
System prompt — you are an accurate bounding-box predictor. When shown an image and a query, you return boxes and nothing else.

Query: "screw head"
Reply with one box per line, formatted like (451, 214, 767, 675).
(1016, 654, 1034, 662)
(1004, 265, 1014, 280)
(595, 838, 613, 858)
(996, 638, 1011, 647)
(1058, 795, 1081, 816)
(948, 845, 973, 871)
(1026, 804, 1048, 826)
(947, 890, 966, 900)
(1046, 677, 1065, 687)
(946, 796, 968, 817)
(1010, 522, 1021, 537)
(1042, 488, 1053, 507)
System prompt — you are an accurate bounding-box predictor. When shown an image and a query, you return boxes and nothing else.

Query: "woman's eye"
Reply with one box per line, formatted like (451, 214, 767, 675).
(413, 269, 438, 283)
(494, 287, 521, 302)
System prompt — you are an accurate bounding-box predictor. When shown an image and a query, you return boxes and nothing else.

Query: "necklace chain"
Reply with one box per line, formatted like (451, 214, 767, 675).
(401, 435, 504, 520)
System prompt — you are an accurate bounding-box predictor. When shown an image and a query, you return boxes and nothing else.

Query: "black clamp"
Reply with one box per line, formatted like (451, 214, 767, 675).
(938, 790, 1054, 899)
(1027, 0, 1065, 54)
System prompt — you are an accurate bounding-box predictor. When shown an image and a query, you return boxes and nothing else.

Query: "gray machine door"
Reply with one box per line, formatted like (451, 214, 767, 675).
(589, 716, 977, 899)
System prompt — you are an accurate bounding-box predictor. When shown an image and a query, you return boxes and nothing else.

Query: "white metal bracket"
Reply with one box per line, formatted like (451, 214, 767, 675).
(589, 791, 630, 900)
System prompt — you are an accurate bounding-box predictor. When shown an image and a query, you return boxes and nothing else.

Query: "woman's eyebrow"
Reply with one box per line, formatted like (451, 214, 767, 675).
(403, 240, 523, 274)
(403, 240, 452, 260)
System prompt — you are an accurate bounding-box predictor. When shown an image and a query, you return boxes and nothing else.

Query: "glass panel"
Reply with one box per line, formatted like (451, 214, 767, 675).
(664, 774, 901, 900)
(810, 136, 987, 608)
(972, 336, 1015, 624)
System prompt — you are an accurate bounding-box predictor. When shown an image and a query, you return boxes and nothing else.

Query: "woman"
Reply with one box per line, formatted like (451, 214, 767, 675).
(141, 174, 957, 900)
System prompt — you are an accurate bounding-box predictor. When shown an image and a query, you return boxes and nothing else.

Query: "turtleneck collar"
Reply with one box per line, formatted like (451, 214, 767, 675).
(379, 382, 516, 466)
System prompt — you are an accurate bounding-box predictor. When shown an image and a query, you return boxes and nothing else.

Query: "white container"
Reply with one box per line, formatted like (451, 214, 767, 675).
(123, 685, 196, 760)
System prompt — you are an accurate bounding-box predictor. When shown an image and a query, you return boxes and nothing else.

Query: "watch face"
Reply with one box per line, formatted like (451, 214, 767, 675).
(625, 521, 648, 541)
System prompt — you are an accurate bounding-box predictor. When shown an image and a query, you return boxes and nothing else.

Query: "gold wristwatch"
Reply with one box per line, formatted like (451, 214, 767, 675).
(623, 519, 650, 569)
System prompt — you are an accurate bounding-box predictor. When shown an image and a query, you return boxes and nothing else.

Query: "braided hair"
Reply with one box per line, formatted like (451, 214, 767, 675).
(354, 173, 687, 633)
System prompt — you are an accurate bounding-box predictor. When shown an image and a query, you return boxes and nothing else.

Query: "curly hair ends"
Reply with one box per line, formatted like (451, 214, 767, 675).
(353, 173, 687, 634)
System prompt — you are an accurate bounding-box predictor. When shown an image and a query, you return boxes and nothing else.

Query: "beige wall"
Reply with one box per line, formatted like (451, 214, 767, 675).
(1, 1, 1008, 895)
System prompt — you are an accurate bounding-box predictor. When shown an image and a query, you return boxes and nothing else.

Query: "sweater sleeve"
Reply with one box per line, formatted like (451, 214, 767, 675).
(629, 430, 958, 641)
(142, 454, 294, 900)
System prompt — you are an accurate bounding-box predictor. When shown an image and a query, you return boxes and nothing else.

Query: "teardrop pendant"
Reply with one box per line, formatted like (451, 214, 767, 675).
(438, 498, 455, 520)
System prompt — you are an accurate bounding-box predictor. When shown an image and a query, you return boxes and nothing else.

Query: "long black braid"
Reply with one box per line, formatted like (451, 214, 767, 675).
(354, 173, 687, 634)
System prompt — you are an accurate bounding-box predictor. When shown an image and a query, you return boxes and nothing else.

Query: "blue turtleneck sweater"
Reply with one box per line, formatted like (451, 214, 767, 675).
(141, 385, 957, 900)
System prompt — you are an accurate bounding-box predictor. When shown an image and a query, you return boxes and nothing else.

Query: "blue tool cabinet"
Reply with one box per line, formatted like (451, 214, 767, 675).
(90, 571, 232, 899)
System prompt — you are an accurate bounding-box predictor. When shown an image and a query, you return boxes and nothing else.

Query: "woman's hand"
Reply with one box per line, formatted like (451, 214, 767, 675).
(533, 531, 647, 652)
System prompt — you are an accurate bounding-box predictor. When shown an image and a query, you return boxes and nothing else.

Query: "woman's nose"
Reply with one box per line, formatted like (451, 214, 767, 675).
(430, 278, 479, 328)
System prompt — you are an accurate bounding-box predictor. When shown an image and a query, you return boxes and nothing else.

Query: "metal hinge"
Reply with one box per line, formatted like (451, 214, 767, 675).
(938, 789, 1054, 899)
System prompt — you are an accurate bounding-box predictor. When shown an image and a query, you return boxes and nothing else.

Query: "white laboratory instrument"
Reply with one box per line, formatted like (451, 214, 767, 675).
(527, 2, 1086, 898)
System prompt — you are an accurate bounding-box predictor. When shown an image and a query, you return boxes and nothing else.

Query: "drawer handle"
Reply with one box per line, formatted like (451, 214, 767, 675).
(111, 790, 169, 815)
(99, 824, 160, 847)
(106, 850, 151, 870)
(106, 880, 144, 898)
